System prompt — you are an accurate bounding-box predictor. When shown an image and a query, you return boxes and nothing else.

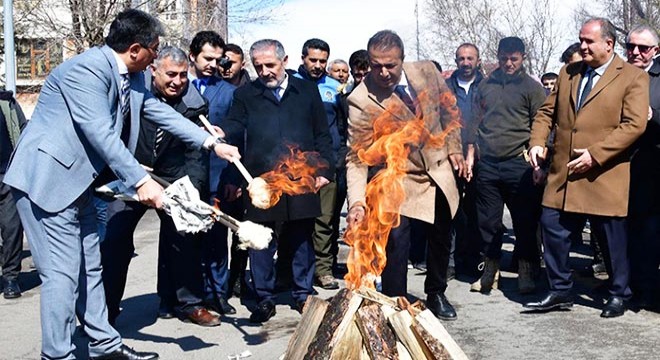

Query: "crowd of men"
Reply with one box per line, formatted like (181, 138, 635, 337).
(1, 8, 659, 360)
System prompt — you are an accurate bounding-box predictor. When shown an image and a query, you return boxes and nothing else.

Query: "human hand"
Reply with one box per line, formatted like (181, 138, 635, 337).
(449, 153, 467, 179)
(315, 176, 330, 191)
(346, 204, 366, 227)
(567, 148, 594, 174)
(214, 143, 241, 162)
(528, 146, 546, 170)
(136, 178, 164, 209)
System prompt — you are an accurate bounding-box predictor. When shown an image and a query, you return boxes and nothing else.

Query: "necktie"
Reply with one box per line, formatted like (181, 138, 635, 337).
(154, 128, 165, 155)
(394, 85, 416, 114)
(193, 78, 206, 94)
(578, 69, 595, 110)
(120, 74, 131, 144)
(273, 86, 284, 101)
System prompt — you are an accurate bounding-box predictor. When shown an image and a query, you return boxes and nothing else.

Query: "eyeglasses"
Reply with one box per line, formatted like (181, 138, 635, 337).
(625, 43, 655, 53)
(142, 44, 159, 56)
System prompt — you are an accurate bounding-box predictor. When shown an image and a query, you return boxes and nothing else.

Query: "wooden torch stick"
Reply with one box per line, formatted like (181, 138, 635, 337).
(198, 115, 254, 183)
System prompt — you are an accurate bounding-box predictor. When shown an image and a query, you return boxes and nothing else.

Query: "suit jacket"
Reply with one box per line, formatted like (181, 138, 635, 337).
(346, 61, 462, 223)
(4, 45, 209, 213)
(202, 76, 236, 196)
(137, 72, 209, 196)
(223, 76, 335, 223)
(530, 55, 648, 217)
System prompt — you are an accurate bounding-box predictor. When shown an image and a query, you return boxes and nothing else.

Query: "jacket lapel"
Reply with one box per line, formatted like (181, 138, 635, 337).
(365, 75, 410, 121)
(579, 55, 623, 110)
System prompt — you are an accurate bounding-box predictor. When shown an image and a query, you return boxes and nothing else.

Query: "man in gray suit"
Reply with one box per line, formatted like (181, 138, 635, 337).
(3, 10, 239, 360)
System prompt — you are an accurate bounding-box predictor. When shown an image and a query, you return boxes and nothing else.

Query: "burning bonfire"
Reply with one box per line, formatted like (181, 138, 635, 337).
(282, 91, 466, 359)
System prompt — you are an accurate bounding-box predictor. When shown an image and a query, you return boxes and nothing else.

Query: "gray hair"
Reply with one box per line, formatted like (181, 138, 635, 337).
(153, 46, 188, 67)
(250, 39, 286, 61)
(627, 24, 660, 45)
(327, 58, 348, 72)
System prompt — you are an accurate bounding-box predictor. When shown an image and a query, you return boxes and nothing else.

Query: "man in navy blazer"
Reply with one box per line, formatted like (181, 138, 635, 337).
(187, 31, 239, 315)
(223, 39, 334, 323)
(3, 10, 239, 360)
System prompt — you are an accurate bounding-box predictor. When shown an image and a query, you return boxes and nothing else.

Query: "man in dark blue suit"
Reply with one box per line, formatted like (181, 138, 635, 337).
(3, 10, 239, 360)
(223, 39, 334, 323)
(188, 31, 238, 315)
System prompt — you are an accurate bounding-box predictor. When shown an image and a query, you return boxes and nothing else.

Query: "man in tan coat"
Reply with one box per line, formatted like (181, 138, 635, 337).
(345, 30, 466, 320)
(525, 18, 648, 318)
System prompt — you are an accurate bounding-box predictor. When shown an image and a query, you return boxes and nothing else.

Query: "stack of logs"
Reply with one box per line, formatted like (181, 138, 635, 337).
(284, 288, 469, 360)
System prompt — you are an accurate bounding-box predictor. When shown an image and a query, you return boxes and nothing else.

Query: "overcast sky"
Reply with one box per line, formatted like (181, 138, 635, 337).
(228, 0, 584, 75)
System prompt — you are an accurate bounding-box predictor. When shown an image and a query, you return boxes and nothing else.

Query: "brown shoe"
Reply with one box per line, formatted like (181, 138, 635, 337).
(181, 307, 221, 327)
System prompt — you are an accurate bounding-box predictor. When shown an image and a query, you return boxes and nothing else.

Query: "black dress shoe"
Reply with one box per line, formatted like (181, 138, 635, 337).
(208, 297, 236, 315)
(249, 300, 276, 323)
(601, 296, 625, 318)
(3, 279, 22, 299)
(90, 344, 159, 360)
(523, 292, 573, 312)
(426, 294, 457, 321)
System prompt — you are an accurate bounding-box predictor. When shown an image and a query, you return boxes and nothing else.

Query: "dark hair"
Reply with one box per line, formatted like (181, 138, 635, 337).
(560, 42, 581, 64)
(431, 60, 443, 73)
(367, 30, 405, 59)
(541, 72, 558, 82)
(225, 43, 244, 60)
(498, 37, 525, 54)
(456, 43, 480, 59)
(349, 49, 369, 70)
(585, 18, 617, 43)
(105, 9, 164, 53)
(189, 31, 225, 57)
(302, 38, 330, 57)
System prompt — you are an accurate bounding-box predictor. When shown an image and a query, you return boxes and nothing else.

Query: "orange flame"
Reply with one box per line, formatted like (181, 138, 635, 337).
(343, 90, 462, 290)
(259, 145, 329, 208)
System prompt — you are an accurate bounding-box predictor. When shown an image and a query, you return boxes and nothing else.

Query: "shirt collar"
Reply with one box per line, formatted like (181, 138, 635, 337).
(591, 53, 615, 76)
(278, 73, 289, 91)
(396, 70, 410, 90)
(111, 49, 128, 76)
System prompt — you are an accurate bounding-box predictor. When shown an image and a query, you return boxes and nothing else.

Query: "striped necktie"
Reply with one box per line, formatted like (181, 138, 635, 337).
(120, 74, 131, 144)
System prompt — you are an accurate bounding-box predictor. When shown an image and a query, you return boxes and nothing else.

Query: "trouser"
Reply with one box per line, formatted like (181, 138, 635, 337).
(475, 157, 542, 262)
(101, 201, 204, 322)
(14, 189, 121, 359)
(541, 207, 631, 298)
(0, 176, 23, 281)
(381, 189, 452, 297)
(249, 218, 315, 303)
(313, 181, 337, 278)
(628, 213, 660, 297)
(201, 221, 230, 300)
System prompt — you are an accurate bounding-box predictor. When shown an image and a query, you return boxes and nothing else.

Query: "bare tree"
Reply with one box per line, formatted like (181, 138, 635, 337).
(574, 0, 660, 46)
(422, 0, 564, 76)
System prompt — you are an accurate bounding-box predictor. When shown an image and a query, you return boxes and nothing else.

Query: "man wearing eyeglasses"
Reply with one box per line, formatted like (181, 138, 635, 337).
(3, 10, 239, 360)
(525, 18, 648, 318)
(625, 24, 660, 311)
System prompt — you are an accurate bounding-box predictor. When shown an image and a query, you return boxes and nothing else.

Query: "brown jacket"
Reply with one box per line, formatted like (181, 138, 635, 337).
(529, 55, 648, 216)
(346, 61, 462, 223)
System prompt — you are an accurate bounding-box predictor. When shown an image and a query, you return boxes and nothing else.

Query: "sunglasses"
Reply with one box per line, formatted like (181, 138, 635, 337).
(625, 43, 655, 53)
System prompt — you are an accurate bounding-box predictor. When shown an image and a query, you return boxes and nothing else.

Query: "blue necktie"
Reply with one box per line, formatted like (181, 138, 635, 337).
(394, 85, 416, 114)
(193, 78, 207, 94)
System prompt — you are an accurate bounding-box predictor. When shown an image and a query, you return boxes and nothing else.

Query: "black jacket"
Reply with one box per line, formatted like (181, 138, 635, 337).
(137, 73, 209, 197)
(223, 75, 335, 222)
(446, 71, 484, 151)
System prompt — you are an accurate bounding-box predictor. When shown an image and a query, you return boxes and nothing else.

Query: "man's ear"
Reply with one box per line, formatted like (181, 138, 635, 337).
(282, 55, 289, 67)
(127, 43, 142, 60)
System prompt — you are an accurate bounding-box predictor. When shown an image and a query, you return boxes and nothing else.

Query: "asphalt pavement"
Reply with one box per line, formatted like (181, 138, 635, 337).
(2, 209, 660, 359)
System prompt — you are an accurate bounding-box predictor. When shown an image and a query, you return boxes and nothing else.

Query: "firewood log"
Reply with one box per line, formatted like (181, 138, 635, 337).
(412, 310, 469, 360)
(284, 296, 329, 360)
(355, 303, 398, 359)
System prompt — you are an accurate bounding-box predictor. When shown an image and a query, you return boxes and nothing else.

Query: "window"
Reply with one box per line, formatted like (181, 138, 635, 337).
(16, 38, 63, 80)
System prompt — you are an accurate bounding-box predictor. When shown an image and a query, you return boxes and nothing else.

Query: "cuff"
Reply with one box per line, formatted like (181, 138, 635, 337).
(135, 174, 151, 188)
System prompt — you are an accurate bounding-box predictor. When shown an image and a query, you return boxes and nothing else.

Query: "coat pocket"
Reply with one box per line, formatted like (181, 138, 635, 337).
(37, 140, 76, 169)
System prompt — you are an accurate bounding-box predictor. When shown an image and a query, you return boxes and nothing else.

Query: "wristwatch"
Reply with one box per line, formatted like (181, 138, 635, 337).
(209, 136, 227, 151)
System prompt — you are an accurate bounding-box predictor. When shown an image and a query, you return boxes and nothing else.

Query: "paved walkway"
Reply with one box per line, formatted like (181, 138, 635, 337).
(2, 209, 660, 359)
